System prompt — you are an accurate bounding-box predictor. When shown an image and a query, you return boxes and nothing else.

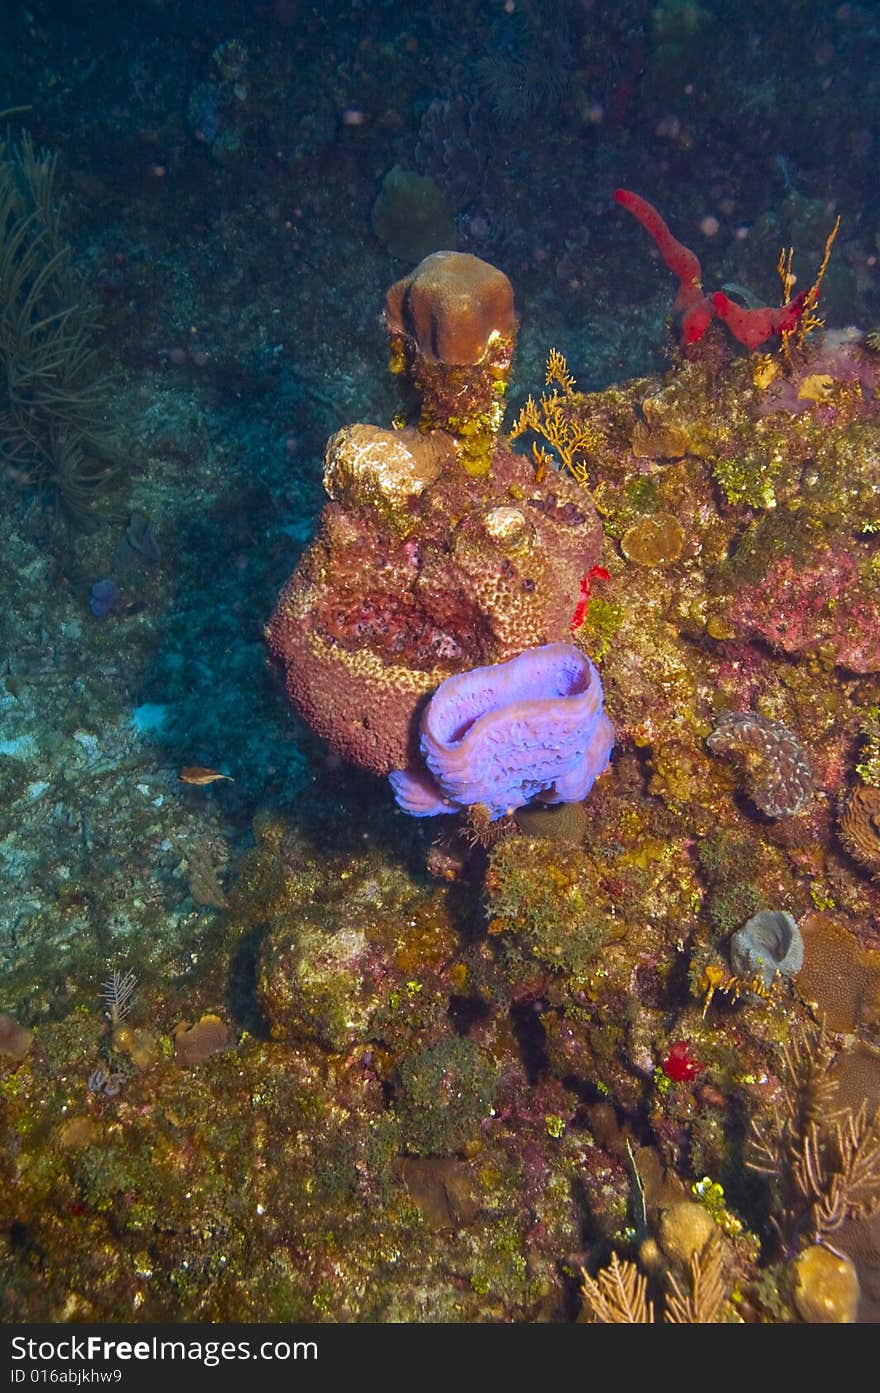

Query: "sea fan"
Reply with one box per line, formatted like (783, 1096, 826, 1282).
(101, 968, 138, 1025)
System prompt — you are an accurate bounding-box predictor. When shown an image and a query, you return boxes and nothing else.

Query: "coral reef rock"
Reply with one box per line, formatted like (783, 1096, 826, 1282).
(268, 417, 603, 780)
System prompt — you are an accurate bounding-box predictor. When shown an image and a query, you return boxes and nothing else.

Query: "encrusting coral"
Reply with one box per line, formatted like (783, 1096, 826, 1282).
(839, 784, 880, 877)
(706, 710, 814, 819)
(266, 440, 603, 776)
(789, 1245, 860, 1324)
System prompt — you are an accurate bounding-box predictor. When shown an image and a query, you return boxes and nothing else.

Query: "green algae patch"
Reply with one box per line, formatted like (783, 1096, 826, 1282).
(394, 1036, 497, 1156)
(484, 837, 616, 982)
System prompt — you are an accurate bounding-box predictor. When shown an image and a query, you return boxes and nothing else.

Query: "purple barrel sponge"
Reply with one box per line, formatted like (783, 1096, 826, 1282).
(389, 642, 614, 820)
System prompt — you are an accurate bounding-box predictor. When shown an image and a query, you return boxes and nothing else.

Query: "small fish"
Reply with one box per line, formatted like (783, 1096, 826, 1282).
(775, 152, 796, 194)
(178, 766, 234, 785)
(719, 281, 764, 311)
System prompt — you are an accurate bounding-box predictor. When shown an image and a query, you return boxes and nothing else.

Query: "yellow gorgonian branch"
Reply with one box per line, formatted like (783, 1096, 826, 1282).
(509, 348, 600, 487)
(777, 215, 841, 361)
(545, 345, 575, 392)
(696, 962, 777, 1019)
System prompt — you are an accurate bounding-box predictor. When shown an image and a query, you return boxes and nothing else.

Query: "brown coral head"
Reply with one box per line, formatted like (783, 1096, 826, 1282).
(173, 1013, 232, 1066)
(838, 783, 880, 875)
(370, 165, 456, 264)
(0, 1013, 33, 1062)
(385, 250, 516, 365)
(621, 511, 685, 567)
(798, 911, 880, 1032)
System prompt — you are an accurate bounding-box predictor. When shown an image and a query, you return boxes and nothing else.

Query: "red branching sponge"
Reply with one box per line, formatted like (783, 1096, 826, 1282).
(613, 188, 703, 301)
(712, 289, 808, 351)
(615, 188, 806, 351)
(679, 296, 715, 344)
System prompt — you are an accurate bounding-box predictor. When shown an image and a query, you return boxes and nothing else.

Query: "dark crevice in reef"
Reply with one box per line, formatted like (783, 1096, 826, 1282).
(510, 999, 549, 1084)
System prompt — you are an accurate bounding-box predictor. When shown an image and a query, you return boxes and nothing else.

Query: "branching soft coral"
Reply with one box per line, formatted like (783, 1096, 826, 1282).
(0, 127, 122, 513)
(748, 1017, 880, 1250)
